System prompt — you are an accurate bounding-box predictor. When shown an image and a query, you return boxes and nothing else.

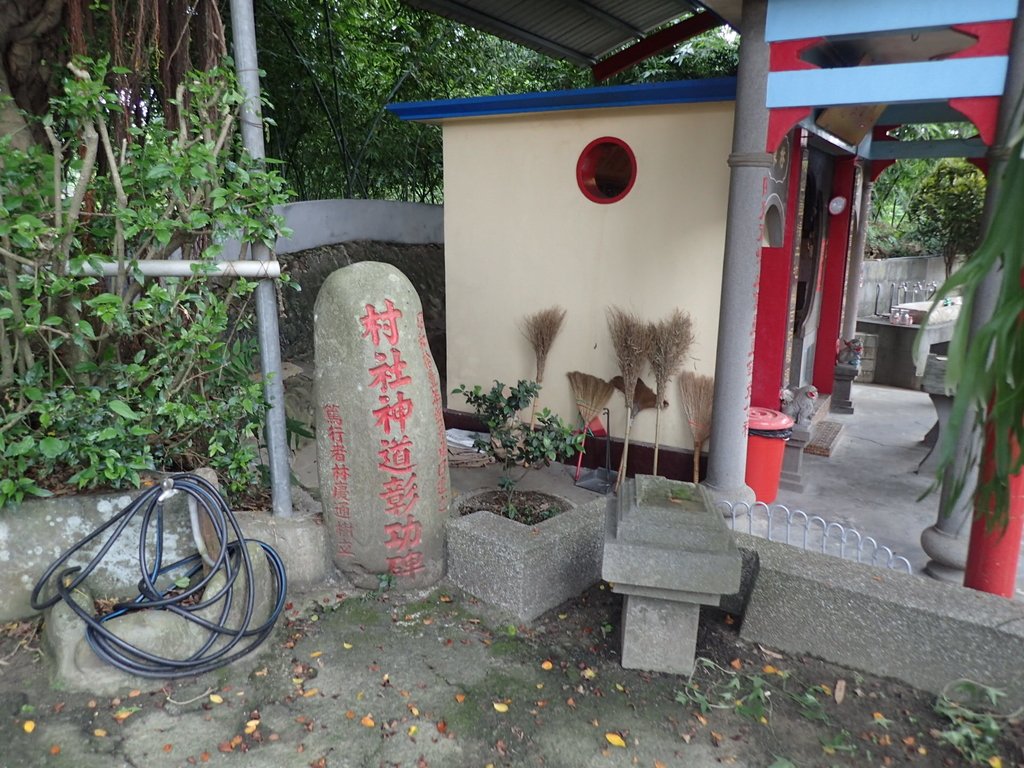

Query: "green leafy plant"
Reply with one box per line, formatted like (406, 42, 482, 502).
(0, 56, 292, 508)
(933, 680, 1018, 766)
(451, 380, 583, 519)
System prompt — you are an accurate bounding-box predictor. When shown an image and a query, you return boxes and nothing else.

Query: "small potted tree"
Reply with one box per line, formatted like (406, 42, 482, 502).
(447, 380, 606, 621)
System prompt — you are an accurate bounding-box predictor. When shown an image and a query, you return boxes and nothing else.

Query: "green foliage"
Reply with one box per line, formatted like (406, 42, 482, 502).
(933, 680, 1015, 765)
(451, 380, 583, 517)
(919, 132, 1024, 528)
(908, 160, 986, 276)
(0, 57, 292, 508)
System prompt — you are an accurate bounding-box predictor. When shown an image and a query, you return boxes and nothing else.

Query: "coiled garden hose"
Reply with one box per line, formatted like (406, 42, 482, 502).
(31, 473, 287, 678)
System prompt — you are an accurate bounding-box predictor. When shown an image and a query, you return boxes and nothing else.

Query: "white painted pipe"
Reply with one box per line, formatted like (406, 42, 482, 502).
(80, 259, 281, 278)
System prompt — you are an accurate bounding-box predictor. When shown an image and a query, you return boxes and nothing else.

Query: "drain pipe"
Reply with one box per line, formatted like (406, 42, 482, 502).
(229, 0, 293, 517)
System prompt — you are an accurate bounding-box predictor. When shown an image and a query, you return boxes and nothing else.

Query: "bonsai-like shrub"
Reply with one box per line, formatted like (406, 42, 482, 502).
(0, 57, 291, 507)
(452, 380, 583, 520)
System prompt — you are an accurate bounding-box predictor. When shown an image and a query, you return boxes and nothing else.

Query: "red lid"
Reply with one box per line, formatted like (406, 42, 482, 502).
(748, 407, 793, 430)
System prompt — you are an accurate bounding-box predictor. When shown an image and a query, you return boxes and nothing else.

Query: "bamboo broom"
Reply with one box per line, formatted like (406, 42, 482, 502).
(567, 371, 616, 426)
(647, 310, 694, 476)
(679, 371, 714, 484)
(521, 306, 567, 427)
(607, 307, 653, 492)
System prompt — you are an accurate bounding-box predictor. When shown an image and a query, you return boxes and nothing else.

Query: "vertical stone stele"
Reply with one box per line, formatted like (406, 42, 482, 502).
(314, 261, 450, 589)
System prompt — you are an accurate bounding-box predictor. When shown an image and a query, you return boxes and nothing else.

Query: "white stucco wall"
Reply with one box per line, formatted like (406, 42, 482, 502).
(443, 101, 734, 450)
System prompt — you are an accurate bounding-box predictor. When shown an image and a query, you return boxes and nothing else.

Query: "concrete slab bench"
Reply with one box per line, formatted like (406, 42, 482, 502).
(603, 476, 741, 675)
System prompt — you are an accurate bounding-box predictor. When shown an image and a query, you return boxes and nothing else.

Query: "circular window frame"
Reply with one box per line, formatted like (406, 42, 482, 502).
(576, 136, 637, 204)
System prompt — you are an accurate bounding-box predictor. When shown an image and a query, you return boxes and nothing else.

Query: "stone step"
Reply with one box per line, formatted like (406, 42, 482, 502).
(804, 419, 845, 457)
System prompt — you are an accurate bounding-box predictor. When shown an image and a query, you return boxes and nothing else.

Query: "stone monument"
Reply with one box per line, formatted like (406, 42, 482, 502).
(314, 261, 450, 589)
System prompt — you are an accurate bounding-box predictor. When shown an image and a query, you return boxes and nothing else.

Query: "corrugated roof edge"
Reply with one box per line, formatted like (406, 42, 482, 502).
(387, 77, 738, 122)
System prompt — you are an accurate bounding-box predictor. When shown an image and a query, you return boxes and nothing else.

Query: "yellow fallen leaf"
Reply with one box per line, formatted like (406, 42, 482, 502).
(582, 668, 597, 680)
(303, 688, 319, 698)
(987, 756, 1000, 768)
(819, 683, 832, 696)
(872, 711, 885, 721)
(310, 651, 323, 658)
(112, 707, 138, 723)
(762, 665, 779, 675)
(93, 729, 108, 738)
(342, 642, 353, 650)
(408, 705, 420, 717)
(360, 714, 375, 728)
(655, 762, 667, 768)
(408, 725, 418, 736)
(492, 702, 509, 713)
(23, 720, 36, 734)
(209, 694, 224, 704)
(558, 613, 568, 620)
(541, 660, 553, 671)
(605, 732, 626, 748)
(614, 683, 625, 692)
(244, 720, 260, 735)
(536, 683, 544, 690)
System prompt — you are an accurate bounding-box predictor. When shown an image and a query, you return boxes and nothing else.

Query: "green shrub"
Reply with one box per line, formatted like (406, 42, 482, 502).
(0, 57, 291, 507)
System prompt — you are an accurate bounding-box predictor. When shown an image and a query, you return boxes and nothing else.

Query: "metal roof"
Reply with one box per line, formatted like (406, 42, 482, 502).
(402, 0, 739, 67)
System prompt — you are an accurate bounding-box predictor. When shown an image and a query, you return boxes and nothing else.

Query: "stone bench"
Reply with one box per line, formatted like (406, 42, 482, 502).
(602, 476, 741, 674)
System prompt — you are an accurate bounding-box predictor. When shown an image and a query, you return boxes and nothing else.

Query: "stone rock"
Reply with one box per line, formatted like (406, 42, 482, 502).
(314, 261, 450, 589)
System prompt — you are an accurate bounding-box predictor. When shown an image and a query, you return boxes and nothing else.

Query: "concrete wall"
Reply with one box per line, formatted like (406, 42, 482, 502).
(442, 102, 734, 450)
(857, 256, 946, 319)
(219, 199, 444, 259)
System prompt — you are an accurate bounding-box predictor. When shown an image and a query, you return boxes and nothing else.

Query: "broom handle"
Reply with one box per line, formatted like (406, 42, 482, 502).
(652, 407, 661, 477)
(692, 441, 702, 484)
(616, 414, 632, 493)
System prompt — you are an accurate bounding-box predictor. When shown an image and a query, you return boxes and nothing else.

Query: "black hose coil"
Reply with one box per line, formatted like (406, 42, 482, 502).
(31, 473, 287, 678)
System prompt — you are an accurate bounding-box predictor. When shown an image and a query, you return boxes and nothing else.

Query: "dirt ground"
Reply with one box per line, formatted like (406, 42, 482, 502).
(1, 582, 1022, 768)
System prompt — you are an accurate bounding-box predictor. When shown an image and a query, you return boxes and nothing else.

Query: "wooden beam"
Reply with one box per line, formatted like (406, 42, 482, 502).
(592, 12, 724, 81)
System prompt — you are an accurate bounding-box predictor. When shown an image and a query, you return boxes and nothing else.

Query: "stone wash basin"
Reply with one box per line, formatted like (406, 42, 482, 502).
(894, 299, 960, 325)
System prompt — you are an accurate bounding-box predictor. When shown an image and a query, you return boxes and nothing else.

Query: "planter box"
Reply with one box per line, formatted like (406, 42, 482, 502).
(446, 496, 607, 622)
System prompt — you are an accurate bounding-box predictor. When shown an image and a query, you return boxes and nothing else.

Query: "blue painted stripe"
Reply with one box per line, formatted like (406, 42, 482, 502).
(387, 78, 737, 122)
(765, 0, 1017, 42)
(766, 57, 1007, 108)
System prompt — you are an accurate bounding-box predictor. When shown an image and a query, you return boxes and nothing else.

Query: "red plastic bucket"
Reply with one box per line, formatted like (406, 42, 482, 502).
(745, 407, 793, 504)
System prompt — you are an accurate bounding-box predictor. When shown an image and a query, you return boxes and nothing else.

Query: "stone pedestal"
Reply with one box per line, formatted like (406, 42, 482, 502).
(602, 476, 741, 675)
(779, 423, 811, 493)
(831, 363, 858, 414)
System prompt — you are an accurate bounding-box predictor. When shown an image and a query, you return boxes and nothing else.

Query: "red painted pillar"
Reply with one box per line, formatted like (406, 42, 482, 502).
(751, 132, 803, 408)
(812, 157, 856, 394)
(964, 428, 1024, 597)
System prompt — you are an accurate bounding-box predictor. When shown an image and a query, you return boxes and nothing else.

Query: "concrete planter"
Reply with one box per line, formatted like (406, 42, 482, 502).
(446, 496, 607, 622)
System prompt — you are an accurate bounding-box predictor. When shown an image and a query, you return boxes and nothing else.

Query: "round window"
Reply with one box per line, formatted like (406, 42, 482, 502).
(576, 137, 637, 204)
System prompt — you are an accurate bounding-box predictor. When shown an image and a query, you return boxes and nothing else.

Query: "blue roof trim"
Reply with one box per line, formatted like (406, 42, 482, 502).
(387, 78, 738, 122)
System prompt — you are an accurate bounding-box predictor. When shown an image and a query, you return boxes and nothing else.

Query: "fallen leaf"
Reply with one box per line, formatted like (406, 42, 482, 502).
(581, 668, 597, 680)
(819, 684, 832, 696)
(199, 751, 210, 762)
(541, 660, 553, 671)
(310, 651, 323, 658)
(408, 725, 418, 736)
(988, 758, 1002, 768)
(558, 613, 568, 620)
(455, 693, 466, 703)
(113, 707, 139, 723)
(244, 719, 260, 735)
(163, 744, 173, 752)
(694, 713, 708, 726)
(408, 705, 420, 717)
(614, 683, 625, 692)
(762, 665, 779, 675)
(724, 615, 735, 625)
(343, 642, 353, 650)
(303, 688, 319, 698)
(492, 702, 509, 713)
(902, 736, 915, 746)
(566, 697, 577, 709)
(360, 714, 375, 728)
(209, 694, 224, 704)
(255, 667, 268, 677)
(436, 720, 448, 735)
(93, 729, 108, 738)
(128, 690, 141, 698)
(834, 679, 847, 705)
(591, 719, 600, 727)
(605, 732, 626, 748)
(655, 761, 667, 768)
(218, 741, 234, 753)
(710, 731, 724, 747)
(49, 745, 61, 755)
(345, 710, 355, 720)
(439, 594, 453, 603)
(229, 735, 243, 748)
(729, 659, 742, 670)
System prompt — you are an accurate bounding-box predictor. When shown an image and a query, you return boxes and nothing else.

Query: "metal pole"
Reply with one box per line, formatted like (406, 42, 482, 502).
(702, 0, 770, 505)
(229, 0, 293, 516)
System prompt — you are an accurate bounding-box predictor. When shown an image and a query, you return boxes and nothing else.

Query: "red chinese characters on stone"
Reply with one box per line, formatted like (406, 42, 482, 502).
(360, 299, 402, 347)
(368, 348, 412, 394)
(363, 297, 425, 580)
(383, 514, 422, 552)
(372, 391, 414, 435)
(323, 403, 353, 557)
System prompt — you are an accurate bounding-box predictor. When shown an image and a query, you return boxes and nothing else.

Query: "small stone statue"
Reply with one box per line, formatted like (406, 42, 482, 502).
(837, 337, 863, 368)
(780, 384, 818, 425)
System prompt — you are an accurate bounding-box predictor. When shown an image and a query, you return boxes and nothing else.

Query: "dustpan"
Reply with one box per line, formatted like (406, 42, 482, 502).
(575, 408, 617, 494)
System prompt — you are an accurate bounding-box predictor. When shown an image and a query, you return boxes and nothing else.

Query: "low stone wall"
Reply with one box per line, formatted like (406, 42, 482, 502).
(734, 532, 1024, 710)
(0, 485, 329, 623)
